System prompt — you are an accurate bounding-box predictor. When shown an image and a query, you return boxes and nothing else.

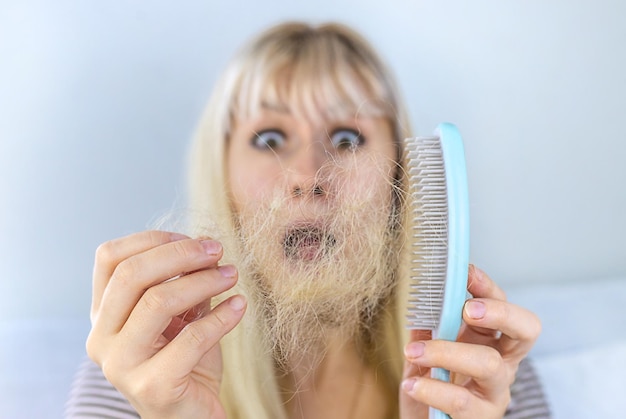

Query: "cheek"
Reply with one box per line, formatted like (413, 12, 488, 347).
(227, 158, 280, 213)
(228, 169, 261, 212)
(339, 156, 396, 203)
(227, 148, 252, 213)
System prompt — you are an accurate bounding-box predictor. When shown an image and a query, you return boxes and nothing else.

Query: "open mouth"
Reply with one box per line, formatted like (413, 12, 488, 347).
(283, 225, 336, 260)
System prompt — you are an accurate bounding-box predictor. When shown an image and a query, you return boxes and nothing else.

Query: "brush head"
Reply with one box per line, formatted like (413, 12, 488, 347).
(405, 135, 449, 330)
(404, 123, 470, 340)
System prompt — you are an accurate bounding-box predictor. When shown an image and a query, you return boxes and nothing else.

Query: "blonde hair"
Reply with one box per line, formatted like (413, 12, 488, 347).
(188, 21, 412, 419)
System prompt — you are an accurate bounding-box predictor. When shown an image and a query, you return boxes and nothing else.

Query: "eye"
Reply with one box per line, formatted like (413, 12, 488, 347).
(251, 129, 286, 150)
(330, 128, 364, 150)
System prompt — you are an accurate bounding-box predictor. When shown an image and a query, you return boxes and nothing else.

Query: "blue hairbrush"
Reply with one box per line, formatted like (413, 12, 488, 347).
(405, 123, 470, 419)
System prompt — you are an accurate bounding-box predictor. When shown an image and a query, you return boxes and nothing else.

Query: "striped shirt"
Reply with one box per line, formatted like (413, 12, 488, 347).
(65, 357, 551, 418)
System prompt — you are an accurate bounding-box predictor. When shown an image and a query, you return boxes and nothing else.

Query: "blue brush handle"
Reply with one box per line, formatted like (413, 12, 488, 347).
(430, 123, 470, 419)
(429, 368, 451, 419)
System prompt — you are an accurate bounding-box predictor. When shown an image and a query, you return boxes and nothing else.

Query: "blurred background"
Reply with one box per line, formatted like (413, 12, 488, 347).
(1, 0, 625, 417)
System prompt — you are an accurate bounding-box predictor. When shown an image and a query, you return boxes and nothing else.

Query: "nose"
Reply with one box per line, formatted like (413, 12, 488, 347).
(286, 141, 330, 198)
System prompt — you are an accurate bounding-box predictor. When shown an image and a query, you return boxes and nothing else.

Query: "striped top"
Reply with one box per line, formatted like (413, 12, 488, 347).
(65, 357, 551, 418)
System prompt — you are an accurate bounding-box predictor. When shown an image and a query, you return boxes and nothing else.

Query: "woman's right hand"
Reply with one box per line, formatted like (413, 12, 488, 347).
(86, 230, 246, 419)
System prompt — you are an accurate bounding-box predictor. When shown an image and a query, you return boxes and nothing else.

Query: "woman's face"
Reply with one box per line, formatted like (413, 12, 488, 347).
(226, 104, 401, 362)
(226, 105, 398, 217)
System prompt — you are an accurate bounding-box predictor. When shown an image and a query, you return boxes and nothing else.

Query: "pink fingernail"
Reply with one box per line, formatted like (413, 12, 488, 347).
(229, 295, 246, 311)
(217, 264, 237, 278)
(473, 265, 485, 281)
(402, 378, 417, 393)
(405, 342, 425, 359)
(200, 240, 222, 255)
(465, 300, 486, 319)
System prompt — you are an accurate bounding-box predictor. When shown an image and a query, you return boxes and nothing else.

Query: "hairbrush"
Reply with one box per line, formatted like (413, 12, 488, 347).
(405, 122, 470, 419)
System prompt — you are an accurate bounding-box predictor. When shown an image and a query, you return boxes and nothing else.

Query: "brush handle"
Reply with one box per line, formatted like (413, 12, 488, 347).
(435, 122, 470, 344)
(430, 123, 469, 419)
(429, 367, 452, 418)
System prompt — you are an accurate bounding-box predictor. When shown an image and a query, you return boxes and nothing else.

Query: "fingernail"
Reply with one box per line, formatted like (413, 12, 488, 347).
(472, 264, 485, 281)
(404, 342, 425, 359)
(465, 300, 486, 319)
(229, 295, 246, 311)
(402, 378, 417, 393)
(200, 240, 222, 255)
(217, 264, 237, 278)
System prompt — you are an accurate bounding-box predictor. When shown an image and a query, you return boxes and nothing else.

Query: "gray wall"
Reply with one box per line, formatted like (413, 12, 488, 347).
(1, 0, 625, 322)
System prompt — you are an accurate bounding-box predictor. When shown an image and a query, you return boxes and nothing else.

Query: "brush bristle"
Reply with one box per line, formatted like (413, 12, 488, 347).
(405, 136, 448, 330)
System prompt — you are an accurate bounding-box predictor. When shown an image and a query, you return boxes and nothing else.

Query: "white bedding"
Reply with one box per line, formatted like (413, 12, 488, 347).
(533, 340, 626, 418)
(505, 277, 626, 418)
(1, 277, 625, 418)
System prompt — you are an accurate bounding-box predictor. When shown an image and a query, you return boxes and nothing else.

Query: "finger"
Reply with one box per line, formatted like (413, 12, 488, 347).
(455, 321, 500, 350)
(467, 265, 506, 301)
(163, 303, 208, 342)
(462, 298, 541, 360)
(94, 238, 224, 336)
(119, 265, 239, 362)
(92, 231, 189, 319)
(403, 329, 434, 380)
(402, 374, 498, 419)
(404, 340, 509, 395)
(150, 294, 247, 379)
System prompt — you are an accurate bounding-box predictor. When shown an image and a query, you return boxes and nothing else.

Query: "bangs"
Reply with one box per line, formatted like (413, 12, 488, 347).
(227, 26, 396, 130)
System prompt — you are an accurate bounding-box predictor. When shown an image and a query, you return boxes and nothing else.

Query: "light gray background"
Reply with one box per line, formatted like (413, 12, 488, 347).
(1, 0, 625, 323)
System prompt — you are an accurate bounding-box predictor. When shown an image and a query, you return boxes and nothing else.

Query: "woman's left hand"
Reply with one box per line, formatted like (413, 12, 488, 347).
(399, 265, 541, 418)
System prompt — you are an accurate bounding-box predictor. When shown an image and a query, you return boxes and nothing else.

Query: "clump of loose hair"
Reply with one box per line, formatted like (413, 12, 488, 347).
(232, 151, 402, 373)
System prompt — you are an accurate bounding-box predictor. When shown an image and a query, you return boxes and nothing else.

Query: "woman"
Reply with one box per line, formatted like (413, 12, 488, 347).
(67, 21, 550, 418)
